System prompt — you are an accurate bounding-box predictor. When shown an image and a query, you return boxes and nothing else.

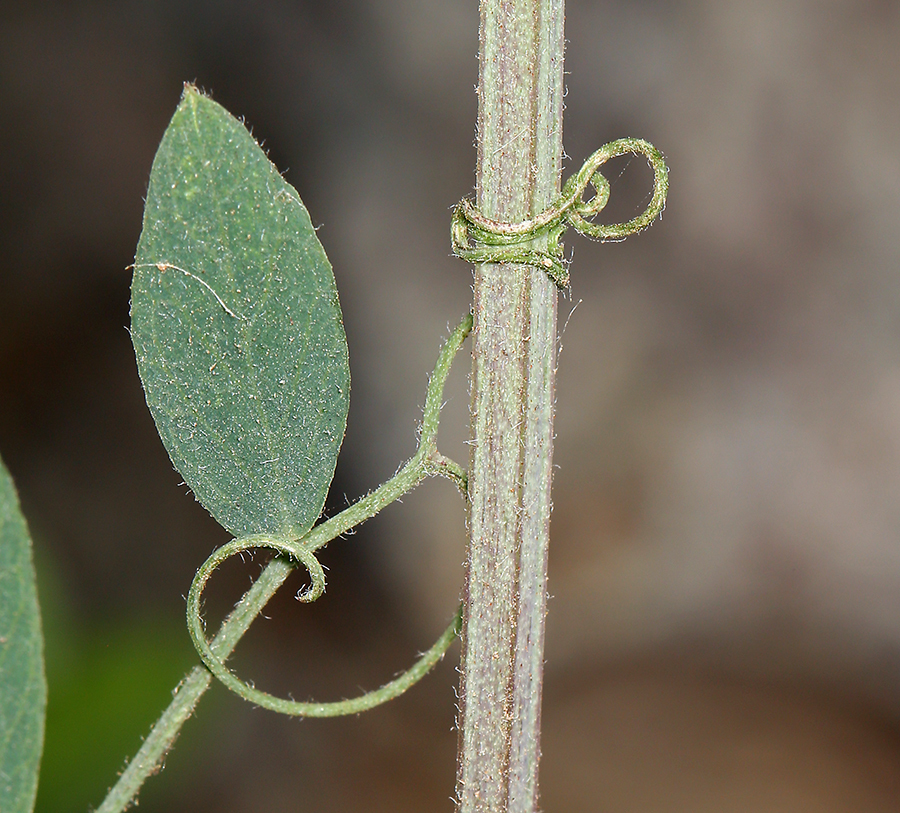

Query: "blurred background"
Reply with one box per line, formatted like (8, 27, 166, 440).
(3, 0, 900, 810)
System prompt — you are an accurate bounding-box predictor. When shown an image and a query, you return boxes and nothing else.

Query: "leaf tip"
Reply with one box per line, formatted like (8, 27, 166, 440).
(181, 81, 205, 100)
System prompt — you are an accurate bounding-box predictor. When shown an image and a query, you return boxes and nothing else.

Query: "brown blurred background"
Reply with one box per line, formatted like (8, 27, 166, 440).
(3, 1, 900, 811)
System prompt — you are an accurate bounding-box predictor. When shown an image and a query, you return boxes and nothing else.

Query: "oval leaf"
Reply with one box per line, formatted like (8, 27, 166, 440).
(132, 86, 350, 538)
(0, 454, 46, 813)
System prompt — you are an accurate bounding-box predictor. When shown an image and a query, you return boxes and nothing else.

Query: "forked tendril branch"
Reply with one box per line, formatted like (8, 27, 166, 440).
(451, 137, 669, 288)
(96, 312, 473, 813)
(186, 311, 473, 716)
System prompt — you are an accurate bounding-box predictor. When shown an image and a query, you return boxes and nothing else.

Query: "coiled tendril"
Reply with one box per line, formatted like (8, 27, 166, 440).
(452, 137, 668, 288)
(186, 313, 473, 716)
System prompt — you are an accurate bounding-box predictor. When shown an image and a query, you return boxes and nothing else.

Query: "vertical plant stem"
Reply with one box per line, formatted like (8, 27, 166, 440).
(458, 1, 564, 812)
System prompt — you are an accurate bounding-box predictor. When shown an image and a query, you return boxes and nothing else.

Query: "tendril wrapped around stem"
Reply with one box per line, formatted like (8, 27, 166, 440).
(452, 137, 668, 288)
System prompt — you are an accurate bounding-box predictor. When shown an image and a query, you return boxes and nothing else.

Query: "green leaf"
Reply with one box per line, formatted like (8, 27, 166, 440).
(0, 454, 46, 813)
(132, 86, 350, 539)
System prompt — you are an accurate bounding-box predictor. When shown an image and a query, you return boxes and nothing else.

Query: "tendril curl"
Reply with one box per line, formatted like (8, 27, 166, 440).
(186, 312, 473, 716)
(452, 137, 668, 288)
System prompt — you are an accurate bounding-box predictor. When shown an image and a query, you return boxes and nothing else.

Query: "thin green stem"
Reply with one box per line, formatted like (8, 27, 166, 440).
(94, 667, 211, 813)
(95, 312, 472, 812)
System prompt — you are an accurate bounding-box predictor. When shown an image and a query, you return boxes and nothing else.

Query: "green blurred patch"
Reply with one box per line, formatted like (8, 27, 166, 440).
(34, 555, 199, 813)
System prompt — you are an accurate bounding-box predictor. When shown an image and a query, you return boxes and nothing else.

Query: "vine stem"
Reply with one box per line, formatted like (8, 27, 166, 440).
(456, 1, 564, 812)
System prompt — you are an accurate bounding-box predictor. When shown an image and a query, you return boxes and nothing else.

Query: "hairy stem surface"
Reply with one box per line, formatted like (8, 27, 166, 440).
(457, 1, 564, 812)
